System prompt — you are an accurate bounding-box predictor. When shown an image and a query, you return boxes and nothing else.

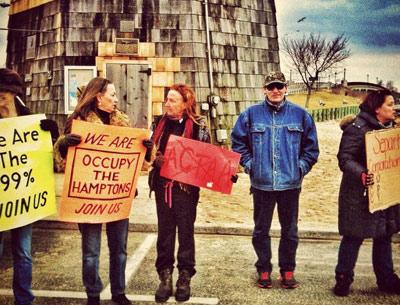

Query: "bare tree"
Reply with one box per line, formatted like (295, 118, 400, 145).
(281, 33, 350, 108)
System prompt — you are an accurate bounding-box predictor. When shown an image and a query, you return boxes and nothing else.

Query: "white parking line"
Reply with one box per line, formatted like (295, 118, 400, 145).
(0, 289, 219, 304)
(0, 233, 219, 304)
(101, 233, 157, 298)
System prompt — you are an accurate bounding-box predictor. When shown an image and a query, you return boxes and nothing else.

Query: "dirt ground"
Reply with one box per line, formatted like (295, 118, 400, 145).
(197, 120, 343, 230)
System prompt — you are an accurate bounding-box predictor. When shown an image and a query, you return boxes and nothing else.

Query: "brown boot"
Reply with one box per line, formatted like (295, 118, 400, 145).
(175, 270, 191, 302)
(155, 269, 173, 303)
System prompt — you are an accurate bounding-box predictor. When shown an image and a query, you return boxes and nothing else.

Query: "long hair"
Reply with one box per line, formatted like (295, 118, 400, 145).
(152, 84, 205, 146)
(168, 84, 202, 124)
(64, 77, 111, 133)
(359, 89, 392, 116)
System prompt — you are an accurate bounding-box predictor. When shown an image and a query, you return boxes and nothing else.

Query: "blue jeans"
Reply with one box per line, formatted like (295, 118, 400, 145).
(10, 224, 34, 305)
(335, 235, 395, 285)
(251, 188, 300, 273)
(78, 219, 129, 297)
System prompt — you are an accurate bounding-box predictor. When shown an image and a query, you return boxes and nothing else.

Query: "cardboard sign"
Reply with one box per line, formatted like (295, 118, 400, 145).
(0, 114, 56, 231)
(160, 135, 240, 194)
(59, 120, 150, 223)
(366, 128, 400, 212)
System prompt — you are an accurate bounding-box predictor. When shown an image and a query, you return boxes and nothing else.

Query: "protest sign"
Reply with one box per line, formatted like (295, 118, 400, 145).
(0, 114, 56, 231)
(160, 135, 240, 194)
(59, 120, 150, 223)
(366, 128, 400, 212)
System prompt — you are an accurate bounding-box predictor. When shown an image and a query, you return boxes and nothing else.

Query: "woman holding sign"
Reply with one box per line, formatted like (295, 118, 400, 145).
(146, 84, 210, 302)
(0, 68, 59, 305)
(54, 77, 135, 305)
(333, 90, 400, 296)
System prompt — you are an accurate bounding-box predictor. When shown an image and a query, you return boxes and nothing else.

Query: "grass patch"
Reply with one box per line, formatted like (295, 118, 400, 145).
(287, 90, 361, 109)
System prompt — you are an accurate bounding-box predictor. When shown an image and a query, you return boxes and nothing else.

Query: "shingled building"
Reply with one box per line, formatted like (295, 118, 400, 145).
(6, 0, 280, 143)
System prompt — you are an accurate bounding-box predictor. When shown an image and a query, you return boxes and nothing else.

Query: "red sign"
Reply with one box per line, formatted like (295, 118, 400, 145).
(160, 135, 240, 194)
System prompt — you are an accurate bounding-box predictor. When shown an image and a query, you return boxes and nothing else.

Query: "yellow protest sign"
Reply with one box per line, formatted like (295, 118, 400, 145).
(366, 128, 400, 212)
(59, 120, 150, 223)
(0, 114, 56, 231)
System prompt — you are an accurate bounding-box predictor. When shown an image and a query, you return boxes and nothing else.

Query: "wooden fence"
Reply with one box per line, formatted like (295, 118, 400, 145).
(309, 105, 359, 122)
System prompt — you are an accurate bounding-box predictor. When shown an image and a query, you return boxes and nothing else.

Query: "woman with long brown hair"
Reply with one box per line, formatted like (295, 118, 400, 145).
(55, 77, 133, 305)
(148, 84, 210, 302)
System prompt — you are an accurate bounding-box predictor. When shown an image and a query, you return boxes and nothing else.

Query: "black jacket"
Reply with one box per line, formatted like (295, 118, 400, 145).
(337, 111, 400, 238)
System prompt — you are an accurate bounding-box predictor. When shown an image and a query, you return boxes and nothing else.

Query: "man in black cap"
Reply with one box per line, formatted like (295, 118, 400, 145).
(231, 71, 319, 290)
(0, 68, 58, 305)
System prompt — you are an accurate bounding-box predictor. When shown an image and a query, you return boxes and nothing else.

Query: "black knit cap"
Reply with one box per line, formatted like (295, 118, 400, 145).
(0, 68, 24, 95)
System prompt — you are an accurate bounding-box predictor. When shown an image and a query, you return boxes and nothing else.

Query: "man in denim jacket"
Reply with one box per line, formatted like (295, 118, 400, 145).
(231, 71, 319, 289)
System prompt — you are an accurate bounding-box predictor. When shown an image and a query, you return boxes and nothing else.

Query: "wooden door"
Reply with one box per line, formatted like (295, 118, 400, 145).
(105, 62, 151, 128)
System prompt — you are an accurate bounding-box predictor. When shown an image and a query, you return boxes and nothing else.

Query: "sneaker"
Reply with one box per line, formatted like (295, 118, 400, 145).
(333, 273, 352, 297)
(87, 296, 100, 305)
(279, 271, 299, 289)
(257, 271, 272, 288)
(112, 294, 132, 305)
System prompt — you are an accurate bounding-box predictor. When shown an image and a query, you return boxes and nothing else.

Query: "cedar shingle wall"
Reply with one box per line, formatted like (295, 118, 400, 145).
(6, 0, 280, 137)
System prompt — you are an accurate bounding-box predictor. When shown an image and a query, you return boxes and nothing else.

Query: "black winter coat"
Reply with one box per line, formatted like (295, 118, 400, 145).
(337, 111, 400, 238)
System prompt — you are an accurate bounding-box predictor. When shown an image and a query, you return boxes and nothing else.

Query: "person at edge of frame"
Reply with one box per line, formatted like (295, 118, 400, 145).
(0, 67, 59, 305)
(333, 89, 400, 297)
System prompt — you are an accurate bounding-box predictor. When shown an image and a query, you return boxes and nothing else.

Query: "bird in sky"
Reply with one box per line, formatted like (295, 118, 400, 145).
(297, 16, 306, 23)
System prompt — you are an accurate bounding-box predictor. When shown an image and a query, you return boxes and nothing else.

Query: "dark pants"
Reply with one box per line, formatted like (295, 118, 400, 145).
(78, 219, 129, 297)
(335, 235, 396, 286)
(251, 188, 300, 273)
(154, 181, 199, 276)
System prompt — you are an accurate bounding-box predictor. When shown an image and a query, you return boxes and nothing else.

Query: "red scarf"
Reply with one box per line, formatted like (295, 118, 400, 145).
(152, 114, 194, 208)
(152, 114, 194, 146)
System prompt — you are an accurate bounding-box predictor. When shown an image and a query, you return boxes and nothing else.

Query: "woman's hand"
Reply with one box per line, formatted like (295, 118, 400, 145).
(142, 139, 153, 162)
(361, 172, 374, 186)
(59, 134, 82, 158)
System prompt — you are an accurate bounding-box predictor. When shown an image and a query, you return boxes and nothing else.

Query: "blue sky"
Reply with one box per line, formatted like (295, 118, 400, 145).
(275, 0, 400, 88)
(1, 1, 399, 88)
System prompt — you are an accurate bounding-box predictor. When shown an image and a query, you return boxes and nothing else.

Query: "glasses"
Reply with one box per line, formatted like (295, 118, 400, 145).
(265, 83, 285, 91)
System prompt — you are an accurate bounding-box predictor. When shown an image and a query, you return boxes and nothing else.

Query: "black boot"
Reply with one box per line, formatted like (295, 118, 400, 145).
(155, 269, 173, 302)
(87, 296, 100, 305)
(378, 273, 400, 294)
(333, 273, 353, 297)
(175, 270, 191, 302)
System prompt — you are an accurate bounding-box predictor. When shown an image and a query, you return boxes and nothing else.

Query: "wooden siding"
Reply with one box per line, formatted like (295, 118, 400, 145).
(6, 0, 280, 142)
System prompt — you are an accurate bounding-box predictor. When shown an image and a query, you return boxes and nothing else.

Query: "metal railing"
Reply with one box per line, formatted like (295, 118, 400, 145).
(309, 105, 359, 122)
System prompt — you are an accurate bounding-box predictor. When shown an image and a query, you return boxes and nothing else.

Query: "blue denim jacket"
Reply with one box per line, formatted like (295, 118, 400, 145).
(231, 100, 319, 191)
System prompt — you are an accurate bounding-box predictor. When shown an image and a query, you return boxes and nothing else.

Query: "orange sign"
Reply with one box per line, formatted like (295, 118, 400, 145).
(59, 120, 150, 223)
(366, 128, 400, 212)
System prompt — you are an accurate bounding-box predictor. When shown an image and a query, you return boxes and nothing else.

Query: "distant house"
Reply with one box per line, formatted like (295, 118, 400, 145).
(5, 0, 281, 143)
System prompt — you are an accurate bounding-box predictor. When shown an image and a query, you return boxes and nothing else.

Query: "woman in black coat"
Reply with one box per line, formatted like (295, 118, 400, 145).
(333, 90, 400, 296)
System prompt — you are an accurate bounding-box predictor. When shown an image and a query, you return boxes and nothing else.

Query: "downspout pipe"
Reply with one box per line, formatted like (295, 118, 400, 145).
(204, 0, 214, 94)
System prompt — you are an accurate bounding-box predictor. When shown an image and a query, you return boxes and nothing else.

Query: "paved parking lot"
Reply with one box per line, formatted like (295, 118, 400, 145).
(1, 228, 399, 305)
